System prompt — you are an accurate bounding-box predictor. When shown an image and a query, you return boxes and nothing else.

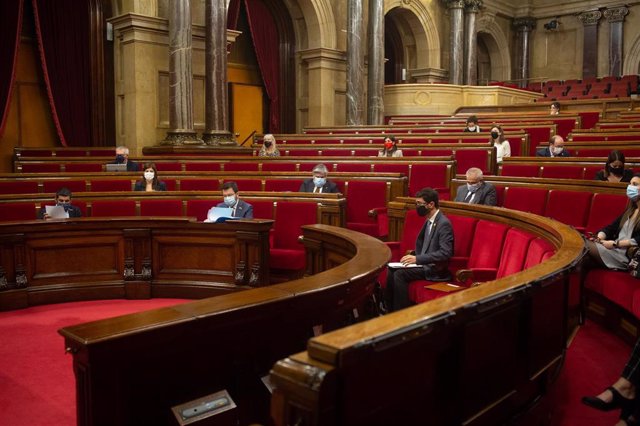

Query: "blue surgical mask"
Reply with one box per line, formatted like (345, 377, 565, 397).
(223, 195, 237, 207)
(627, 185, 639, 200)
(313, 177, 326, 187)
(467, 183, 481, 193)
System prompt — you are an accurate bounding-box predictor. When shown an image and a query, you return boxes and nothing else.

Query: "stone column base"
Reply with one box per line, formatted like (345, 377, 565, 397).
(160, 131, 204, 146)
(202, 130, 238, 146)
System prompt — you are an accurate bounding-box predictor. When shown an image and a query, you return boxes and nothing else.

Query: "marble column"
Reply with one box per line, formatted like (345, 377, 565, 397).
(202, 0, 236, 145)
(161, 0, 202, 145)
(463, 0, 482, 85)
(346, 0, 365, 125)
(577, 10, 602, 80)
(604, 6, 629, 77)
(367, 0, 384, 125)
(513, 17, 535, 89)
(443, 0, 465, 85)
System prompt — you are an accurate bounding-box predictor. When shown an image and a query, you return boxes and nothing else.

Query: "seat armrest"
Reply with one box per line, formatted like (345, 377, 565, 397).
(369, 207, 389, 238)
(368, 207, 388, 218)
(455, 268, 498, 284)
(384, 241, 401, 260)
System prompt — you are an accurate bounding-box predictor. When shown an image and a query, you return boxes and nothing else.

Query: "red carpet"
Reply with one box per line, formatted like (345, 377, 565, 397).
(0, 300, 633, 426)
(0, 299, 187, 426)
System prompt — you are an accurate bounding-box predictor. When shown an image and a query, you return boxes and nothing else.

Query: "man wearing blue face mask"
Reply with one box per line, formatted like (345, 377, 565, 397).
(38, 187, 83, 220)
(298, 164, 339, 193)
(208, 181, 253, 219)
(454, 168, 497, 206)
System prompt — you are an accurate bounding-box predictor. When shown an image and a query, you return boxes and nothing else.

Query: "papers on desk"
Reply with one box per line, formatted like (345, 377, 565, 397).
(45, 205, 69, 219)
(204, 207, 234, 223)
(387, 262, 421, 268)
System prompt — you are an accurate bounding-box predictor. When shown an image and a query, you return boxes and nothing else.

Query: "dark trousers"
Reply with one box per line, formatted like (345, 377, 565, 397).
(385, 266, 426, 311)
(622, 337, 640, 385)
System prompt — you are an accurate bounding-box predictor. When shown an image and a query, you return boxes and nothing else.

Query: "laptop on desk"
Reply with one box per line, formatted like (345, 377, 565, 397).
(105, 163, 127, 172)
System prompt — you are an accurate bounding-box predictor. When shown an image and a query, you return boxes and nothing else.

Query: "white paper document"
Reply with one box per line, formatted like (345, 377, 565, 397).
(387, 262, 421, 268)
(204, 207, 233, 223)
(45, 205, 69, 219)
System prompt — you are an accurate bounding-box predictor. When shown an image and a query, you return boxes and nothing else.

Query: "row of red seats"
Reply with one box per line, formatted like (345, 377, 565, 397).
(499, 163, 608, 180)
(542, 75, 639, 100)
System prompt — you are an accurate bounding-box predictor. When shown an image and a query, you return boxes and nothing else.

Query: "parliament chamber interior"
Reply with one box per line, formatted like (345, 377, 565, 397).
(2, 0, 640, 425)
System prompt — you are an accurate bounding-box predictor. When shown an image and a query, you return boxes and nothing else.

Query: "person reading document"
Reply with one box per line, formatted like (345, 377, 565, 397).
(38, 187, 82, 220)
(204, 181, 253, 222)
(385, 188, 454, 311)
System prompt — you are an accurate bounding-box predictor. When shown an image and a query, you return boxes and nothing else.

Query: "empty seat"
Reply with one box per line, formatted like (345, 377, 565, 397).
(223, 162, 260, 172)
(90, 180, 133, 192)
(42, 180, 86, 194)
(373, 163, 409, 175)
(336, 163, 372, 173)
(500, 164, 540, 178)
(224, 179, 262, 191)
(454, 149, 491, 175)
(409, 164, 450, 197)
(21, 163, 61, 173)
(503, 187, 548, 216)
(585, 193, 629, 233)
(251, 200, 275, 219)
(345, 180, 389, 238)
(270, 201, 318, 273)
(65, 163, 103, 172)
(524, 237, 555, 269)
(264, 179, 301, 192)
(153, 162, 183, 172)
(0, 202, 37, 221)
(455, 220, 510, 284)
(184, 162, 222, 172)
(540, 166, 584, 179)
(139, 199, 183, 217)
(180, 179, 219, 191)
(261, 162, 297, 172)
(494, 229, 535, 278)
(91, 200, 136, 217)
(186, 200, 216, 222)
(544, 190, 593, 233)
(0, 181, 39, 194)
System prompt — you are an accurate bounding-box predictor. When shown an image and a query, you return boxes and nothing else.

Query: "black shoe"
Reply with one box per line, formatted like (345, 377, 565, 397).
(582, 386, 635, 412)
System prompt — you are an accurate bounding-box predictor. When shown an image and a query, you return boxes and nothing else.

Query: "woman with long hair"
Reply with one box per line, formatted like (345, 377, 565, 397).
(378, 135, 403, 157)
(490, 124, 510, 163)
(134, 162, 166, 192)
(595, 150, 634, 183)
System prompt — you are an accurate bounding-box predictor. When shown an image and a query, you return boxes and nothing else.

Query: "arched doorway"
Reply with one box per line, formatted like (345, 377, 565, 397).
(477, 31, 509, 84)
(384, 6, 432, 84)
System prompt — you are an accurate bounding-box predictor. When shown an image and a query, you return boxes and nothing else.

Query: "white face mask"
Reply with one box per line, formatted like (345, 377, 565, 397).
(467, 126, 476, 132)
(552, 147, 564, 155)
(144, 171, 155, 181)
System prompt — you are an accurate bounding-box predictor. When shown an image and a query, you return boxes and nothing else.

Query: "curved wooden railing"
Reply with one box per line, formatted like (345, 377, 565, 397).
(270, 201, 586, 426)
(57, 223, 391, 426)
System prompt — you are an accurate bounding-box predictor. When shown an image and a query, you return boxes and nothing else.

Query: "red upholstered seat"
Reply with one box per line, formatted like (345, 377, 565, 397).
(90, 180, 133, 192)
(455, 149, 490, 175)
(585, 269, 640, 312)
(585, 193, 629, 233)
(336, 163, 372, 173)
(503, 187, 548, 215)
(261, 163, 297, 172)
(184, 162, 222, 172)
(65, 163, 103, 172)
(524, 238, 555, 269)
(91, 200, 136, 217)
(162, 179, 177, 191)
(409, 163, 449, 197)
(264, 179, 301, 192)
(495, 229, 535, 278)
(544, 190, 593, 233)
(298, 163, 317, 172)
(0, 202, 37, 221)
(345, 180, 388, 238)
(186, 200, 215, 222)
(500, 164, 540, 178)
(0, 181, 39, 194)
(21, 163, 61, 173)
(42, 180, 86, 194)
(584, 166, 602, 180)
(270, 202, 318, 271)
(223, 162, 260, 172)
(251, 200, 275, 219)
(224, 179, 262, 191)
(153, 162, 182, 172)
(180, 179, 219, 191)
(373, 164, 409, 175)
(458, 220, 509, 283)
(448, 215, 478, 272)
(540, 166, 584, 179)
(139, 199, 183, 217)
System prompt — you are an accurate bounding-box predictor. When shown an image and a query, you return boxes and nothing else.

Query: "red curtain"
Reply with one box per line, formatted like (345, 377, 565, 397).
(0, 0, 24, 138)
(243, 0, 280, 133)
(228, 0, 241, 30)
(32, 0, 92, 147)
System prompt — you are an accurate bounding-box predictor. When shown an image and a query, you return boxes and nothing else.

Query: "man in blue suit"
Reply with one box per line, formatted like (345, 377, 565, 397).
(206, 181, 253, 220)
(385, 188, 454, 311)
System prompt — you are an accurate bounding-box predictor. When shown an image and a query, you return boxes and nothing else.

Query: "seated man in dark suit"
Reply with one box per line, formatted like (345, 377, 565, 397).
(38, 187, 83, 220)
(206, 181, 253, 220)
(536, 135, 570, 157)
(454, 167, 497, 206)
(113, 146, 139, 171)
(385, 188, 454, 311)
(298, 163, 339, 194)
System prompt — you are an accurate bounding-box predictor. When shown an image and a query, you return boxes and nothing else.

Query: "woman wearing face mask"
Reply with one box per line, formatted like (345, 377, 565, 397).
(585, 174, 640, 273)
(259, 134, 280, 157)
(378, 136, 403, 157)
(595, 150, 634, 183)
(464, 116, 481, 133)
(490, 124, 510, 163)
(134, 162, 167, 192)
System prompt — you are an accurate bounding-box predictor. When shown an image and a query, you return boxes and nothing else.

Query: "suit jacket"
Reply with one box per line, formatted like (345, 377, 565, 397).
(454, 182, 497, 206)
(134, 181, 167, 191)
(594, 169, 634, 183)
(213, 199, 253, 218)
(298, 179, 339, 193)
(536, 147, 570, 157)
(414, 211, 454, 281)
(38, 204, 82, 219)
(111, 160, 139, 171)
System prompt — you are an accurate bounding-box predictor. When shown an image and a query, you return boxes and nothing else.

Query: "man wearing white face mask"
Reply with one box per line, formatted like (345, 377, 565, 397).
(454, 168, 497, 206)
(536, 135, 570, 157)
(207, 181, 253, 219)
(298, 164, 339, 193)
